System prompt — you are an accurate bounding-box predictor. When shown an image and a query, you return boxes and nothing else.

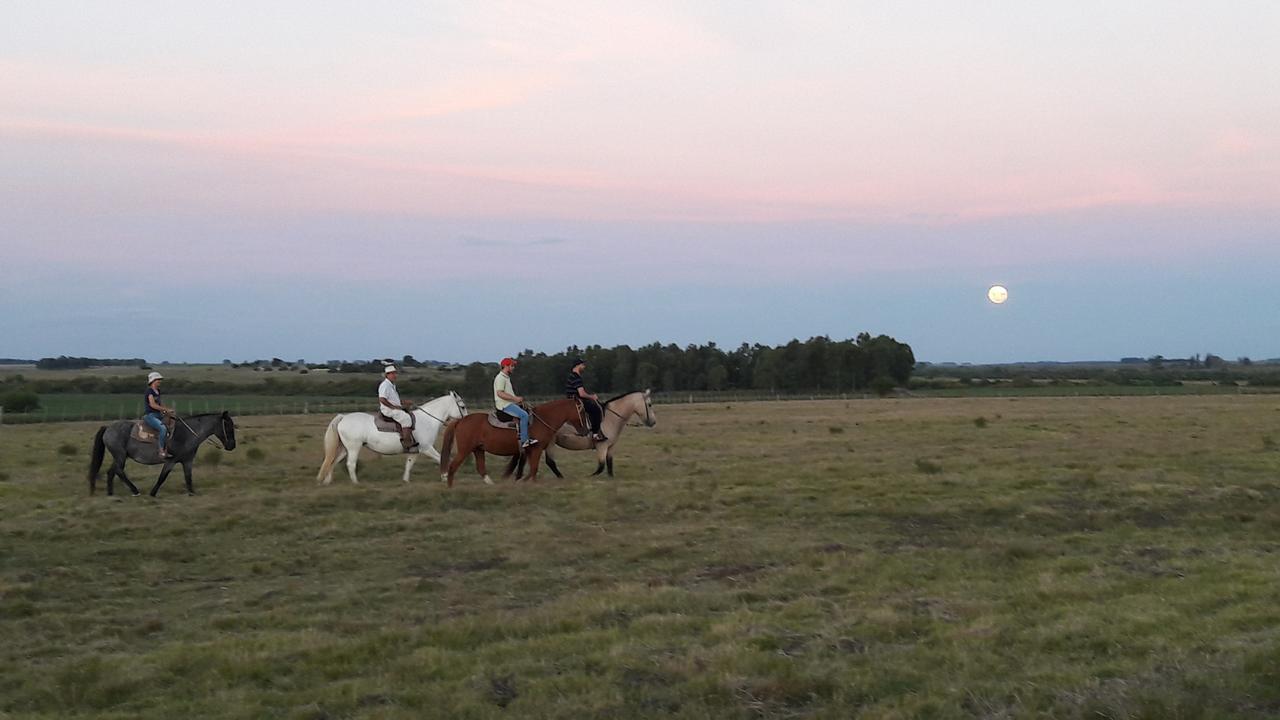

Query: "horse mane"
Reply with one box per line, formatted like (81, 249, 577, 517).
(602, 390, 643, 406)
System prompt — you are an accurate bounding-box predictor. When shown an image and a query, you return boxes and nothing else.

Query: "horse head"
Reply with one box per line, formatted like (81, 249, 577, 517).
(449, 391, 468, 420)
(641, 389, 657, 427)
(218, 411, 238, 450)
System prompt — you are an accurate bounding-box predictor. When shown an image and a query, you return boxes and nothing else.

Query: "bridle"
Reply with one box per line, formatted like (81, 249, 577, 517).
(176, 413, 229, 450)
(414, 393, 466, 425)
(605, 392, 653, 426)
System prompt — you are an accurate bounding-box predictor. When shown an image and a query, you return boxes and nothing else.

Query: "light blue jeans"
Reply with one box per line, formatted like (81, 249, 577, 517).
(501, 404, 530, 444)
(143, 412, 168, 452)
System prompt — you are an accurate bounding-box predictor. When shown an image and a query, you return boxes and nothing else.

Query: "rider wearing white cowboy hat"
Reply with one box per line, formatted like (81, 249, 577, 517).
(143, 371, 175, 458)
(378, 365, 417, 451)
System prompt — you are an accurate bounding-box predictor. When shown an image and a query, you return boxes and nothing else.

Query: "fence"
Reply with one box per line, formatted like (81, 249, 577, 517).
(0, 392, 876, 426)
(0, 398, 378, 425)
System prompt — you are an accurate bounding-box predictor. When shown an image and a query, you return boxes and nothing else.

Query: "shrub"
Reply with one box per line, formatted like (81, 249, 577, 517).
(0, 390, 40, 413)
(245, 448, 265, 461)
(973, 417, 988, 428)
(57, 443, 78, 456)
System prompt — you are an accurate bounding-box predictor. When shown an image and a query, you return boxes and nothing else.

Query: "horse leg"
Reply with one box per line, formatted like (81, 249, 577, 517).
(502, 454, 520, 480)
(474, 449, 494, 485)
(525, 447, 542, 483)
(345, 440, 361, 484)
(402, 454, 416, 483)
(324, 446, 347, 485)
(113, 456, 140, 496)
(606, 450, 615, 477)
(545, 453, 564, 479)
(591, 443, 607, 476)
(149, 461, 176, 497)
(182, 461, 196, 495)
(445, 442, 471, 489)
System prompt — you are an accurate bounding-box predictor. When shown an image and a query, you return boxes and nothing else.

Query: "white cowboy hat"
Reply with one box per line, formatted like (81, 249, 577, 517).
(147, 371, 164, 384)
(384, 365, 398, 375)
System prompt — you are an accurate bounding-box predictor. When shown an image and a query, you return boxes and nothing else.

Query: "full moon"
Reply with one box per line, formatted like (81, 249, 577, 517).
(987, 285, 1009, 304)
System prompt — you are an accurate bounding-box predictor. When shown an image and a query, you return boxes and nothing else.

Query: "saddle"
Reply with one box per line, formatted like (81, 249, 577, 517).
(131, 416, 174, 443)
(372, 411, 415, 434)
(487, 409, 517, 429)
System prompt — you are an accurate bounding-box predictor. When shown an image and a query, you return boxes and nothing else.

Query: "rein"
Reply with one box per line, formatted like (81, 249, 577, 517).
(605, 392, 652, 426)
(176, 414, 225, 450)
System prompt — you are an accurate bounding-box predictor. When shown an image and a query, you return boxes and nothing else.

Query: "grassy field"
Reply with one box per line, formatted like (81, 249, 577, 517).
(2, 397, 1279, 718)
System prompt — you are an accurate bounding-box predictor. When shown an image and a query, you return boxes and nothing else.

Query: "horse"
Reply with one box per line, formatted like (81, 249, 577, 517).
(315, 391, 468, 485)
(439, 398, 586, 487)
(88, 412, 237, 497)
(506, 389, 656, 479)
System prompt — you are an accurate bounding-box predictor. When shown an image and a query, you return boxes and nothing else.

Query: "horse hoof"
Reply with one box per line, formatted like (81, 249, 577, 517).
(482, 476, 494, 485)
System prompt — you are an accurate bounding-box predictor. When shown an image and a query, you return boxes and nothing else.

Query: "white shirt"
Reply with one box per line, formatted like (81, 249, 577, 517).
(378, 378, 401, 407)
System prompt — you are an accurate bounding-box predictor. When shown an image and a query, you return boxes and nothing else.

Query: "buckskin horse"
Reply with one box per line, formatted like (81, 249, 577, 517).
(88, 412, 237, 497)
(506, 389, 656, 479)
(315, 391, 468, 485)
(439, 398, 586, 487)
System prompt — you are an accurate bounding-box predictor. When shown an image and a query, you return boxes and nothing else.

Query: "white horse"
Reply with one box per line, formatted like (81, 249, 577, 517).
(316, 391, 467, 484)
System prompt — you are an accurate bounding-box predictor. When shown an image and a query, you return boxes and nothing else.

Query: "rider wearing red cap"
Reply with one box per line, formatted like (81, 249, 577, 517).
(493, 357, 536, 449)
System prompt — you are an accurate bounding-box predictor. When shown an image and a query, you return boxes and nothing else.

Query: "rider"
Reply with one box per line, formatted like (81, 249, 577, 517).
(378, 365, 417, 451)
(565, 357, 607, 442)
(493, 357, 537, 449)
(143, 371, 174, 458)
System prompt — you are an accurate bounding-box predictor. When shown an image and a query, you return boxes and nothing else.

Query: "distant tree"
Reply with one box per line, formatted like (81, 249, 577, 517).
(402, 355, 419, 368)
(1147, 355, 1164, 370)
(463, 362, 491, 405)
(1239, 357, 1253, 366)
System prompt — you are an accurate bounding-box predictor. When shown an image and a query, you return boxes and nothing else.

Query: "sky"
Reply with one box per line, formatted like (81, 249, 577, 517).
(2, 1, 1278, 363)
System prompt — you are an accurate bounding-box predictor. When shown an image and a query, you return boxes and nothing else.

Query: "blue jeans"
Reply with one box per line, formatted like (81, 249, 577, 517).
(501, 404, 530, 444)
(144, 412, 168, 452)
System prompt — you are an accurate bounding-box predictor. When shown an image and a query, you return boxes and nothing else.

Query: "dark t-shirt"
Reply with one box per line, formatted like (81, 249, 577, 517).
(565, 371, 584, 398)
(144, 387, 163, 416)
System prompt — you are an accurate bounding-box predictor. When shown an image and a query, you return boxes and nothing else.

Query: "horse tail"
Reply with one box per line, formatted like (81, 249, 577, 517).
(316, 415, 343, 483)
(88, 425, 107, 495)
(439, 418, 459, 474)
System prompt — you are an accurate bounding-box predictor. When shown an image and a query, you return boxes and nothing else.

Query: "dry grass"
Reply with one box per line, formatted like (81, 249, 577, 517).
(2, 396, 1279, 718)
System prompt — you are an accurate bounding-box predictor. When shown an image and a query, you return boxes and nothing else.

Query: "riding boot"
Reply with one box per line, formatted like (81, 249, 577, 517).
(400, 429, 418, 452)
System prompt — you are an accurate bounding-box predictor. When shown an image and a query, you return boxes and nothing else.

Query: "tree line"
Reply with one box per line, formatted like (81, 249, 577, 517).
(461, 333, 916, 401)
(35, 356, 147, 370)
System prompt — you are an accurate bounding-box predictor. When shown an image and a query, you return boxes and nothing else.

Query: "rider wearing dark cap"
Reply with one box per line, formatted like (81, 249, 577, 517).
(565, 357, 607, 442)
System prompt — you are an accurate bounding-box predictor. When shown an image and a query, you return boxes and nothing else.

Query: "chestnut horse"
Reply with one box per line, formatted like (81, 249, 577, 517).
(439, 398, 586, 487)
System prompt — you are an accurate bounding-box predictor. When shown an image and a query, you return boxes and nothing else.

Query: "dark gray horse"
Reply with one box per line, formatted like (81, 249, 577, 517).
(88, 412, 237, 497)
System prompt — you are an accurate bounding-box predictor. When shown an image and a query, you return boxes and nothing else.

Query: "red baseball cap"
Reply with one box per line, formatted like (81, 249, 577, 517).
(500, 357, 517, 367)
